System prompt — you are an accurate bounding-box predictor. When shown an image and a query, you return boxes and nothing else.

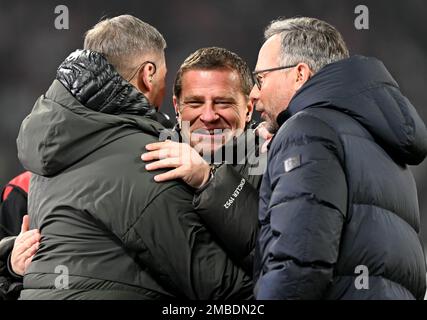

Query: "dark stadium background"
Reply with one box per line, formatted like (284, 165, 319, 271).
(1, 0, 426, 282)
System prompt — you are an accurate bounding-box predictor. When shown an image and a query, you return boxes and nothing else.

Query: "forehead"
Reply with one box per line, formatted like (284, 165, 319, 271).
(180, 69, 244, 98)
(257, 34, 282, 68)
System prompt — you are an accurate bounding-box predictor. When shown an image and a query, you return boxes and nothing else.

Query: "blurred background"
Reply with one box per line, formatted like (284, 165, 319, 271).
(0, 0, 426, 253)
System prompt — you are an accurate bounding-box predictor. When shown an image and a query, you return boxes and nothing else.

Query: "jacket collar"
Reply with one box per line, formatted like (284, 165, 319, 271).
(56, 49, 157, 117)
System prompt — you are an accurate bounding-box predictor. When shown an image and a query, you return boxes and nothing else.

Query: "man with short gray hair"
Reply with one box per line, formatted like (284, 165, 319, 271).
(251, 17, 427, 299)
(81, 14, 168, 111)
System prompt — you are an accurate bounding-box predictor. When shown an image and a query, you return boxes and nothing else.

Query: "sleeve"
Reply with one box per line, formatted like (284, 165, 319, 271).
(0, 236, 22, 300)
(193, 164, 259, 274)
(122, 183, 254, 300)
(255, 114, 348, 300)
(0, 185, 28, 239)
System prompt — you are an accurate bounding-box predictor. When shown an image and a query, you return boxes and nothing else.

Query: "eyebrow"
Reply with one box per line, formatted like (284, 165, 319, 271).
(214, 97, 237, 103)
(183, 95, 205, 101)
(182, 95, 237, 102)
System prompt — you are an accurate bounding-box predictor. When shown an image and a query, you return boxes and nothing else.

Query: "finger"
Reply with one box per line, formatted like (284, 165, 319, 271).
(141, 150, 167, 162)
(258, 127, 273, 140)
(16, 229, 40, 244)
(261, 138, 272, 154)
(142, 144, 187, 161)
(21, 215, 30, 233)
(146, 158, 181, 171)
(21, 233, 41, 252)
(25, 241, 40, 258)
(145, 140, 172, 151)
(141, 150, 158, 161)
(154, 168, 183, 182)
(17, 241, 39, 264)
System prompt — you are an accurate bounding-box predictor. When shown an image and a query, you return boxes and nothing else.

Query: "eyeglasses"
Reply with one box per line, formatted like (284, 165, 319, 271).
(126, 61, 157, 82)
(252, 64, 297, 90)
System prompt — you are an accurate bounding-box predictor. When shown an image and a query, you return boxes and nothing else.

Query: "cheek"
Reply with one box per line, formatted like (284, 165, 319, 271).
(260, 82, 276, 102)
(263, 82, 292, 111)
(157, 77, 166, 92)
(279, 87, 294, 107)
(219, 108, 245, 129)
(180, 109, 201, 128)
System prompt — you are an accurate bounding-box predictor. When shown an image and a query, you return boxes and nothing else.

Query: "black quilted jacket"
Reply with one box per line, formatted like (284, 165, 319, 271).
(255, 56, 427, 299)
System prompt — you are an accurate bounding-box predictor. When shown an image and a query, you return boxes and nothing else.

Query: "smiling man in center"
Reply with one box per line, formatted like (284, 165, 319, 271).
(142, 47, 265, 274)
(174, 50, 253, 156)
(143, 47, 261, 189)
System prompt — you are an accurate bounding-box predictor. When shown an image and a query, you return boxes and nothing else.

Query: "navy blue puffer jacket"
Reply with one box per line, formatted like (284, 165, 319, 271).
(255, 55, 427, 300)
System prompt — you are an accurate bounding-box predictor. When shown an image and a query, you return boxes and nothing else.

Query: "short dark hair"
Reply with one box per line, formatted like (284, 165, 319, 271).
(173, 47, 253, 100)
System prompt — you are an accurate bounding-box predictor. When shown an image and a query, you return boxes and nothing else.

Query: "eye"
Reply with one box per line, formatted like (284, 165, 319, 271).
(214, 100, 233, 108)
(185, 101, 203, 108)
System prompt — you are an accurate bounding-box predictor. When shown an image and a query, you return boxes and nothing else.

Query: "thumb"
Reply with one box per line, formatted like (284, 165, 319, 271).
(21, 215, 30, 233)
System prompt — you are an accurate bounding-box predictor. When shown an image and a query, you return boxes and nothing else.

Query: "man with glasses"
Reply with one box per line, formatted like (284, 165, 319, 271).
(250, 17, 427, 299)
(251, 64, 296, 132)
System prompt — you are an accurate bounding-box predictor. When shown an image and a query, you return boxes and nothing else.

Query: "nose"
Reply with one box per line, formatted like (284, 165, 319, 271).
(249, 86, 259, 106)
(199, 103, 219, 123)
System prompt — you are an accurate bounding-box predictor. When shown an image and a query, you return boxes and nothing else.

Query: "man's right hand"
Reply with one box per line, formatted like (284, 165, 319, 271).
(142, 140, 212, 189)
(254, 122, 274, 153)
(10, 215, 40, 276)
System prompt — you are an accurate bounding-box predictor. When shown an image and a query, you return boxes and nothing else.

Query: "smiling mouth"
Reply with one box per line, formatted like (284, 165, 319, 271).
(192, 132, 225, 141)
(191, 129, 231, 142)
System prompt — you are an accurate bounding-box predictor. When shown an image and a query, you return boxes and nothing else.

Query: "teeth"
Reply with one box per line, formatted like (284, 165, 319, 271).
(195, 130, 224, 135)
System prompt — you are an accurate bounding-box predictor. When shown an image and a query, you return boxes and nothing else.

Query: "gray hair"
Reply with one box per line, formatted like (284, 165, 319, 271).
(174, 47, 253, 101)
(84, 14, 166, 79)
(264, 17, 349, 74)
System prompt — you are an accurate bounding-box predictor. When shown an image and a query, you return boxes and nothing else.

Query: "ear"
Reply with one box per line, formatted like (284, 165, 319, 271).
(173, 95, 182, 120)
(173, 96, 183, 129)
(245, 99, 254, 123)
(173, 96, 180, 116)
(136, 63, 156, 96)
(294, 63, 312, 91)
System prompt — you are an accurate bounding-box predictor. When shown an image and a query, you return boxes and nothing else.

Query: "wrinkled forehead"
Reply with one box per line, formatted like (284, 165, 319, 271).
(183, 68, 239, 81)
(181, 69, 245, 98)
